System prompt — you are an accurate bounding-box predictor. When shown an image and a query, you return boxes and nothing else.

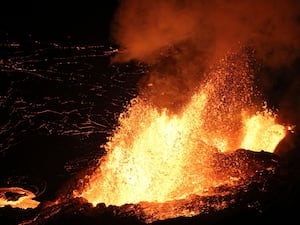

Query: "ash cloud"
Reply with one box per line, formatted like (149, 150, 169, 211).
(109, 0, 300, 119)
(111, 0, 300, 66)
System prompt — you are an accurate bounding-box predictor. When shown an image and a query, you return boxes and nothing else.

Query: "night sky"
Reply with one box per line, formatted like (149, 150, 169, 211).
(0, 0, 119, 43)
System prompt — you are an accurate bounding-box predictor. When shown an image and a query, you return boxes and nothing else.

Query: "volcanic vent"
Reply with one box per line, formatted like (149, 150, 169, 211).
(70, 47, 290, 223)
(68, 0, 299, 222)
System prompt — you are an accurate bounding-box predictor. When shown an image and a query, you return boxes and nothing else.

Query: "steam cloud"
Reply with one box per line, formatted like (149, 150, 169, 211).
(110, 0, 300, 124)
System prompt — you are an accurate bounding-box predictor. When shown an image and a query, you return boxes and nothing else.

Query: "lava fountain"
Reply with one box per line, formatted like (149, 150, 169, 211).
(73, 50, 289, 222)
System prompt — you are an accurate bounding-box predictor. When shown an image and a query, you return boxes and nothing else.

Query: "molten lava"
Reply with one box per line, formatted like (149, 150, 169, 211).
(0, 187, 40, 209)
(241, 109, 286, 152)
(74, 51, 289, 217)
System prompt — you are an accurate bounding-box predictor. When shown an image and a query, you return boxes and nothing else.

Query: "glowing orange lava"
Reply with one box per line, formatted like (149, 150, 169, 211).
(241, 108, 286, 152)
(0, 187, 40, 209)
(75, 52, 288, 209)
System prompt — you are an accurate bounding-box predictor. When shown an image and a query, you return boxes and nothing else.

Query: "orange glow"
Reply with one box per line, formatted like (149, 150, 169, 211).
(75, 52, 289, 213)
(0, 187, 40, 209)
(241, 109, 287, 152)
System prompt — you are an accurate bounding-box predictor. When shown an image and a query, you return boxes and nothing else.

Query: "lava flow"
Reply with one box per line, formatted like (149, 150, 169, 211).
(73, 50, 289, 222)
(0, 187, 40, 209)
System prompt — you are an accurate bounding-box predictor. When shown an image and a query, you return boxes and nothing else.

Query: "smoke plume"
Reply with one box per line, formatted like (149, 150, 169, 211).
(109, 0, 300, 122)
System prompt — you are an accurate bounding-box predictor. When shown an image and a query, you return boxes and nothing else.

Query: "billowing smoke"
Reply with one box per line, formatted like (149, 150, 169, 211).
(109, 0, 300, 121)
